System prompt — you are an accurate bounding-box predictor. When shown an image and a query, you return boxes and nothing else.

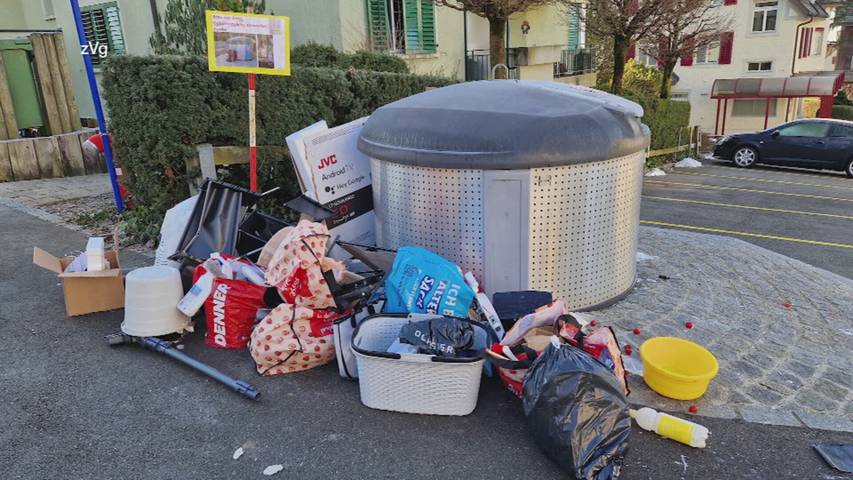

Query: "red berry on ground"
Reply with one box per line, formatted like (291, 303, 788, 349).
(633, 327, 641, 335)
(590, 320, 598, 327)
(623, 344, 633, 355)
(685, 321, 694, 330)
(783, 303, 793, 310)
(689, 405, 698, 414)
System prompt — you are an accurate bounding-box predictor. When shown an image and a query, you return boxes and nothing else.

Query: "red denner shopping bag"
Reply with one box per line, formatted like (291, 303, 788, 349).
(204, 277, 267, 349)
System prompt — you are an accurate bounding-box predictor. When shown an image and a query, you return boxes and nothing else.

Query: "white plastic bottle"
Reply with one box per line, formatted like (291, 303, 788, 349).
(176, 260, 224, 316)
(629, 407, 709, 448)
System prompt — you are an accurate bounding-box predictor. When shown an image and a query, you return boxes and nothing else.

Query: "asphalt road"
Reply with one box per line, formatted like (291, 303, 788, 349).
(2, 203, 852, 479)
(642, 159, 853, 279)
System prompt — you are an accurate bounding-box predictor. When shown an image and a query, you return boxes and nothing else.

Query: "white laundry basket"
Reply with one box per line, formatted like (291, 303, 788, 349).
(351, 314, 491, 416)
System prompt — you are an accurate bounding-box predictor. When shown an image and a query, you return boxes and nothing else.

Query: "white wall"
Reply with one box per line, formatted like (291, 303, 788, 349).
(673, 0, 832, 133)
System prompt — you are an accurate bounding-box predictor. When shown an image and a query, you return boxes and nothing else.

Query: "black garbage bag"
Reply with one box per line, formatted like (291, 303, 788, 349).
(398, 317, 475, 357)
(523, 340, 631, 479)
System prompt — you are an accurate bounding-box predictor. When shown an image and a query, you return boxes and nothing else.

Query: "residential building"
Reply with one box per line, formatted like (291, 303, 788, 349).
(0, 0, 594, 125)
(666, 0, 841, 134)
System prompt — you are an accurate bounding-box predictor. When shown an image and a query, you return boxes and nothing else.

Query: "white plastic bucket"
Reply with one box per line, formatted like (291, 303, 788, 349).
(122, 266, 191, 337)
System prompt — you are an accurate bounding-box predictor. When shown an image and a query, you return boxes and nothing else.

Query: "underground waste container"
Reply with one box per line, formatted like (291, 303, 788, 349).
(358, 81, 650, 310)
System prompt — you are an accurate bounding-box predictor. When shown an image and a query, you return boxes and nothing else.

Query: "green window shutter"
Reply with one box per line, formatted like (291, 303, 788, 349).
(366, 0, 390, 52)
(567, 9, 580, 50)
(80, 2, 124, 65)
(403, 0, 422, 52)
(104, 4, 125, 55)
(420, 0, 436, 53)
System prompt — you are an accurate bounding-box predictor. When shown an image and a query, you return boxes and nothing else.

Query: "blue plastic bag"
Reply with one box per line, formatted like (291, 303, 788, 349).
(384, 247, 475, 318)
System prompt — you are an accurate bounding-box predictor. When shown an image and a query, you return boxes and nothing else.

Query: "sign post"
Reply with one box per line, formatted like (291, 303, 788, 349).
(206, 10, 290, 192)
(70, 0, 124, 212)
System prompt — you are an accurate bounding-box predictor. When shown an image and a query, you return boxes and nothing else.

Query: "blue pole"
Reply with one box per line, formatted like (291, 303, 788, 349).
(70, 0, 124, 212)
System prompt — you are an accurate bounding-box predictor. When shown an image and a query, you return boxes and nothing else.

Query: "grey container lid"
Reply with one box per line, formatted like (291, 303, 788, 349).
(357, 80, 650, 169)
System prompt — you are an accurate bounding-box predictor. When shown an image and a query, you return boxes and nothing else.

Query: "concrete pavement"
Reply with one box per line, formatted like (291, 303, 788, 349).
(2, 203, 852, 479)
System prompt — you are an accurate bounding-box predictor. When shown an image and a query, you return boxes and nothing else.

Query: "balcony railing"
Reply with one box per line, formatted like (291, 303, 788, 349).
(554, 48, 597, 78)
(466, 49, 521, 81)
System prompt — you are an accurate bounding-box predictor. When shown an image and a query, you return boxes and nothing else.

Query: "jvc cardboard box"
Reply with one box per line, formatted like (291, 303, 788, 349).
(33, 244, 125, 316)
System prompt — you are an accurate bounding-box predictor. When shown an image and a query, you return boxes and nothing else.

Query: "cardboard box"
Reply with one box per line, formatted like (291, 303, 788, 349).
(33, 243, 125, 317)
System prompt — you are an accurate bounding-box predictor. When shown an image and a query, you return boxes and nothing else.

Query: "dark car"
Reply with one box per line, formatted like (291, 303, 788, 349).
(713, 119, 853, 177)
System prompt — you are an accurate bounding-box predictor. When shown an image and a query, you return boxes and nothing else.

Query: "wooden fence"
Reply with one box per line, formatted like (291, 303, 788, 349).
(647, 126, 701, 159)
(0, 128, 102, 182)
(0, 32, 81, 140)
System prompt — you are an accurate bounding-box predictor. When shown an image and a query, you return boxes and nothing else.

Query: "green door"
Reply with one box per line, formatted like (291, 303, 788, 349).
(0, 39, 43, 130)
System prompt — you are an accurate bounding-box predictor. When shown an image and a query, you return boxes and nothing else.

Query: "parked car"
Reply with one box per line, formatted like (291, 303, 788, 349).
(713, 119, 853, 177)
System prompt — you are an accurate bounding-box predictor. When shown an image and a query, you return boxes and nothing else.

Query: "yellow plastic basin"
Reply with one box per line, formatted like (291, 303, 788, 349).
(640, 337, 719, 400)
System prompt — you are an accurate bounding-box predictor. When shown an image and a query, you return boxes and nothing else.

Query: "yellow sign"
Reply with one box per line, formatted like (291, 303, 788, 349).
(205, 10, 290, 76)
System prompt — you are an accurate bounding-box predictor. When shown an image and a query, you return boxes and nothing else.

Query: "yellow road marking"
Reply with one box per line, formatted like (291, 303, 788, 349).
(642, 195, 853, 220)
(674, 171, 853, 191)
(640, 220, 853, 249)
(645, 180, 853, 203)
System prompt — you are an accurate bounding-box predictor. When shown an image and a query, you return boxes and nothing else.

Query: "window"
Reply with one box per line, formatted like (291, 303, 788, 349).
(42, 0, 55, 19)
(777, 122, 830, 137)
(811, 28, 824, 56)
(695, 42, 719, 64)
(367, 0, 436, 54)
(747, 61, 772, 71)
(732, 99, 777, 117)
(752, 0, 778, 32)
(80, 2, 125, 65)
(829, 124, 853, 138)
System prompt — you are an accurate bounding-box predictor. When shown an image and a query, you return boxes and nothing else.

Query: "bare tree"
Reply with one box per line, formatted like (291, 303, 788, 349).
(436, 0, 553, 78)
(561, 0, 674, 94)
(640, 0, 731, 98)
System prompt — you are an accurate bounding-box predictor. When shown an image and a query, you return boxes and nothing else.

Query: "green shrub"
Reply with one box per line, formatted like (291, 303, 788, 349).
(102, 55, 452, 216)
(623, 93, 691, 150)
(832, 104, 853, 121)
(621, 60, 663, 98)
(291, 43, 409, 73)
(834, 90, 852, 106)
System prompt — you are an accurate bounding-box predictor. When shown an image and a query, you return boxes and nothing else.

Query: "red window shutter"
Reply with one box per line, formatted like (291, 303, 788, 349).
(718, 32, 734, 65)
(723, 0, 736, 4)
(658, 40, 668, 67)
(680, 37, 695, 66)
(628, 0, 639, 15)
(800, 28, 809, 58)
(807, 28, 814, 55)
(626, 43, 636, 60)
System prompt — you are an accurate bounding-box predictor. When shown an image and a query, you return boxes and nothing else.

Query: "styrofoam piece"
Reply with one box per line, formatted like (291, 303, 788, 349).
(122, 266, 191, 337)
(154, 195, 199, 268)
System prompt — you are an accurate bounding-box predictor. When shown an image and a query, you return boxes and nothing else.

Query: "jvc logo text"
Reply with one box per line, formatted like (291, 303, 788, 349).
(317, 154, 337, 169)
(80, 41, 108, 59)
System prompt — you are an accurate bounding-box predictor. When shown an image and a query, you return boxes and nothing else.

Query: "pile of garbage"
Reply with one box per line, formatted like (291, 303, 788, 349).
(35, 178, 716, 480)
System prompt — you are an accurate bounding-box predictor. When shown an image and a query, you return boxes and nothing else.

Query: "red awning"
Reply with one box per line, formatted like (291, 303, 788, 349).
(711, 72, 845, 99)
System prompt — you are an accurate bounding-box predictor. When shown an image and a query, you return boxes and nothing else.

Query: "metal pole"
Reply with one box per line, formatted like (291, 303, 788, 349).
(70, 0, 124, 212)
(463, 10, 468, 82)
(721, 98, 728, 135)
(763, 98, 771, 129)
(714, 98, 721, 136)
(248, 73, 257, 192)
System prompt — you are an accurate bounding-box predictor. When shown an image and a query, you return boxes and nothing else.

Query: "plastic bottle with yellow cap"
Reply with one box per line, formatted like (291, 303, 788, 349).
(630, 407, 709, 448)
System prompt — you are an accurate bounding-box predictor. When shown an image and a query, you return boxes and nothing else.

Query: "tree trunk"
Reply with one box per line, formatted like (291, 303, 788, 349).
(659, 61, 675, 99)
(611, 36, 628, 94)
(489, 17, 507, 79)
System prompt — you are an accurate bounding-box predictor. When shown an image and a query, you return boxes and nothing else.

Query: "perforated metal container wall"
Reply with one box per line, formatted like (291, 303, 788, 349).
(528, 151, 645, 309)
(360, 81, 650, 310)
(370, 159, 485, 279)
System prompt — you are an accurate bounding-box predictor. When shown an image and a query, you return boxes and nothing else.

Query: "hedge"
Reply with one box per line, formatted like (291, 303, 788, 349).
(291, 43, 409, 73)
(624, 94, 691, 149)
(832, 105, 853, 121)
(102, 55, 452, 215)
